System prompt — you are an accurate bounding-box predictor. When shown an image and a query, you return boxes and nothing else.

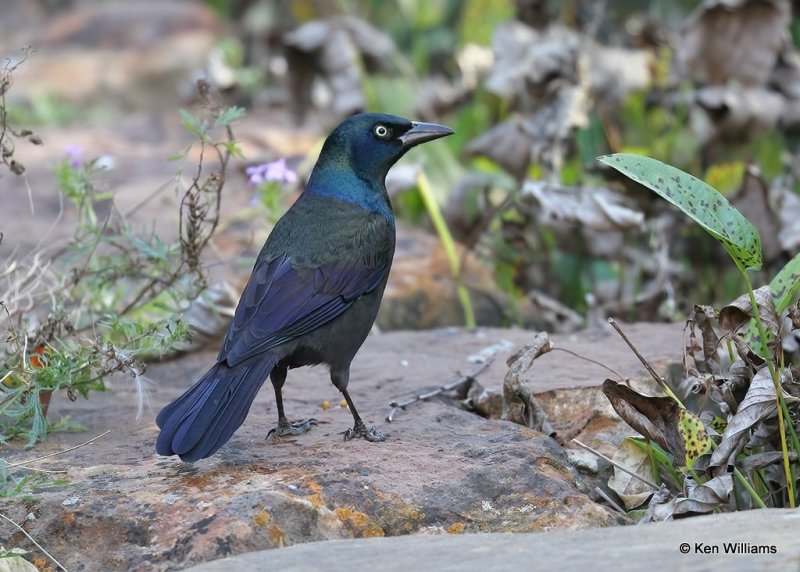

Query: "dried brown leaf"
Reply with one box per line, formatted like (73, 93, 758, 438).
(608, 438, 657, 510)
(485, 22, 579, 104)
(283, 17, 396, 120)
(601, 380, 687, 466)
(640, 475, 734, 521)
(771, 178, 800, 252)
(672, 475, 734, 515)
(521, 181, 644, 232)
(678, 0, 790, 87)
(685, 304, 721, 374)
(720, 286, 778, 335)
(738, 450, 798, 471)
(692, 85, 785, 144)
(639, 484, 674, 523)
(466, 116, 534, 180)
(709, 368, 792, 469)
(719, 358, 755, 413)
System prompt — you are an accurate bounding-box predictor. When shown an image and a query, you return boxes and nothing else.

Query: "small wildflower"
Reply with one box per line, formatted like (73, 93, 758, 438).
(64, 145, 83, 168)
(246, 158, 298, 186)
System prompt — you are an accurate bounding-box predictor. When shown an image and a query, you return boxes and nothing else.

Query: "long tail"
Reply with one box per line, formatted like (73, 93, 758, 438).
(155, 356, 276, 462)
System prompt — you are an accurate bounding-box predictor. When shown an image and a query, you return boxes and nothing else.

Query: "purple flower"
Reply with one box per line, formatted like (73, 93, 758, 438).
(64, 145, 83, 168)
(246, 158, 298, 186)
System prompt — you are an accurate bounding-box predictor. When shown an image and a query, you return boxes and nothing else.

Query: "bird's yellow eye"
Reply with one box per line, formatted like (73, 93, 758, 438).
(373, 124, 392, 139)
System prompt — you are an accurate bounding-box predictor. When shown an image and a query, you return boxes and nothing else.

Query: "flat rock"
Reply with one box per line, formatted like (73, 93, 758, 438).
(185, 509, 800, 572)
(2, 323, 683, 571)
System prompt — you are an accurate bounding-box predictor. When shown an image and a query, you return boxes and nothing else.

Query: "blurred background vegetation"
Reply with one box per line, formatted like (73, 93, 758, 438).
(2, 0, 800, 335)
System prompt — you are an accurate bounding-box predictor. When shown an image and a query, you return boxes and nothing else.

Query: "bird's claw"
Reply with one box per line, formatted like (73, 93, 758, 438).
(266, 418, 317, 440)
(342, 424, 387, 443)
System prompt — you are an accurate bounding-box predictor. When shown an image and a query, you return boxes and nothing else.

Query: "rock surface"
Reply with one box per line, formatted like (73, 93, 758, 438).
(185, 509, 800, 572)
(2, 323, 683, 571)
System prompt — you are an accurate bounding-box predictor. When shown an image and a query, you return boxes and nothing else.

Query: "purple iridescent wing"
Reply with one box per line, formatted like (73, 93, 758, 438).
(218, 209, 393, 367)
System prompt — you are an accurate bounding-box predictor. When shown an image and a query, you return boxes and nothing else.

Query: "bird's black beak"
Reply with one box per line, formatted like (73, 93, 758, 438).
(398, 121, 454, 149)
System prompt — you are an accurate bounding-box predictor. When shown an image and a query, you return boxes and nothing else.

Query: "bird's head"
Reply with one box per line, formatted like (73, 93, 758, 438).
(319, 113, 454, 181)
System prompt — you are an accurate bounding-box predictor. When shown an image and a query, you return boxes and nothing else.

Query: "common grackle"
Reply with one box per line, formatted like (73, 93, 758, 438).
(156, 113, 454, 462)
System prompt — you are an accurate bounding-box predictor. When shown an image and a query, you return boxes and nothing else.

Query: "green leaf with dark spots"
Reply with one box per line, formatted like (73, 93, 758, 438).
(598, 154, 762, 272)
(739, 253, 800, 353)
(678, 409, 713, 469)
(769, 252, 800, 314)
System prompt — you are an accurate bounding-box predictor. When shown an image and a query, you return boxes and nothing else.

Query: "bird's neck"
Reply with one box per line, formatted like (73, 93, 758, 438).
(305, 162, 394, 223)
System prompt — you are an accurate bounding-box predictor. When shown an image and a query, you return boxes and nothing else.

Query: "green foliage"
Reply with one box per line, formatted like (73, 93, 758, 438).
(5, 93, 84, 127)
(417, 172, 475, 328)
(769, 252, 800, 314)
(598, 154, 762, 272)
(617, 89, 700, 170)
(1, 104, 241, 464)
(258, 181, 286, 223)
(598, 152, 800, 510)
(703, 162, 745, 196)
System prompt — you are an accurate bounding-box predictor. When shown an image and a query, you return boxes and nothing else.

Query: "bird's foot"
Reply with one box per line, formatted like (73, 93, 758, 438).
(266, 418, 317, 439)
(342, 422, 387, 443)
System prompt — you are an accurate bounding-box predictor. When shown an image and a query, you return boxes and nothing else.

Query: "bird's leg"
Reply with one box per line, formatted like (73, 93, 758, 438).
(331, 368, 386, 442)
(266, 366, 317, 439)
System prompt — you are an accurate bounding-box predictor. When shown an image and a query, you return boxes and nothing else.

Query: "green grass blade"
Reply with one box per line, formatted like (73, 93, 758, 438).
(598, 154, 762, 272)
(416, 172, 476, 328)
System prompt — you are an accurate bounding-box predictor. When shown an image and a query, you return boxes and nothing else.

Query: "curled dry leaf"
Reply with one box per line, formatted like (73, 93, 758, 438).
(772, 181, 800, 252)
(709, 368, 795, 470)
(691, 85, 785, 144)
(284, 17, 396, 119)
(486, 20, 650, 110)
(738, 450, 799, 471)
(719, 286, 773, 333)
(790, 301, 800, 330)
(720, 285, 780, 357)
(639, 483, 674, 524)
(465, 379, 503, 420)
(466, 116, 535, 180)
(684, 304, 721, 374)
(485, 21, 579, 106)
(603, 378, 713, 468)
(175, 281, 237, 353)
(602, 380, 686, 466)
(521, 181, 645, 232)
(527, 290, 585, 334)
(718, 358, 755, 413)
(678, 0, 790, 87)
(640, 475, 734, 521)
(587, 45, 652, 108)
(672, 474, 734, 516)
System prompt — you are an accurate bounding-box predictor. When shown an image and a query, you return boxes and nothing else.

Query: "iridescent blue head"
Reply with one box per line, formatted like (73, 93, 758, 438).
(313, 112, 454, 183)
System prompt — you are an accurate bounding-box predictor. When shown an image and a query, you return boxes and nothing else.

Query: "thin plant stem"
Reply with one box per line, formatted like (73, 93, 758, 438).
(733, 467, 768, 509)
(0, 512, 69, 571)
(608, 318, 685, 407)
(741, 270, 795, 508)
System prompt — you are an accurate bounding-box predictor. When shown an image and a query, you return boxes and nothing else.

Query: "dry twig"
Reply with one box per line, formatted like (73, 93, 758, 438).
(386, 359, 494, 422)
